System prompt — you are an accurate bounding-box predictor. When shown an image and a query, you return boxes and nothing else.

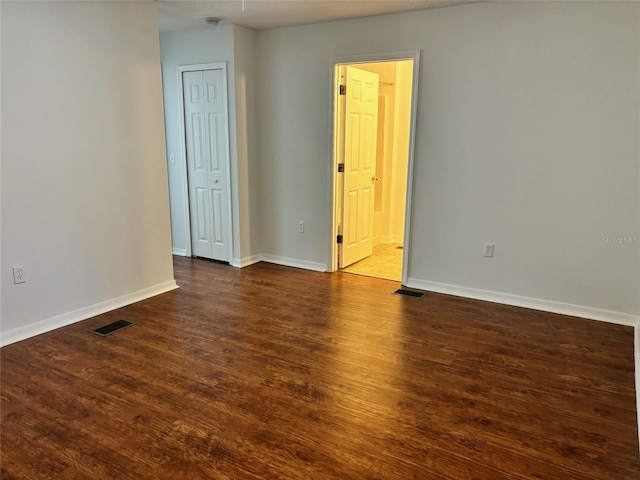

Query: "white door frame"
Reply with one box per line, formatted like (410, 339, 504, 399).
(328, 51, 421, 286)
(176, 62, 234, 260)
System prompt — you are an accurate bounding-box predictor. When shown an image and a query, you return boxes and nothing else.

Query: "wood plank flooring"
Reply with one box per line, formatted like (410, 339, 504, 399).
(2, 256, 639, 479)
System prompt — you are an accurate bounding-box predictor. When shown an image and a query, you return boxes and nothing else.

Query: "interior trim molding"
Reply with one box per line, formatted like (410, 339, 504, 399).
(172, 248, 189, 257)
(0, 280, 179, 347)
(260, 254, 326, 273)
(230, 254, 262, 268)
(406, 278, 639, 327)
(381, 235, 404, 245)
(635, 319, 640, 452)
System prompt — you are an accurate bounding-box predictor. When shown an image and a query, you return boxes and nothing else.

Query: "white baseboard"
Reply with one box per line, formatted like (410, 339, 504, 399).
(0, 280, 178, 347)
(635, 319, 640, 452)
(381, 235, 404, 245)
(406, 278, 639, 327)
(230, 254, 262, 268)
(229, 253, 325, 272)
(260, 254, 326, 272)
(172, 248, 189, 256)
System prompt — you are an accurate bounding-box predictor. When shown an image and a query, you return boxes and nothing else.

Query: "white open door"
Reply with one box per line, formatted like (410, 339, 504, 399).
(182, 68, 231, 262)
(340, 66, 379, 268)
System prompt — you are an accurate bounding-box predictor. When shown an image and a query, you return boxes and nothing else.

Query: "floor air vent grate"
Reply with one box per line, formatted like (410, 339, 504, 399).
(91, 319, 135, 337)
(394, 289, 425, 299)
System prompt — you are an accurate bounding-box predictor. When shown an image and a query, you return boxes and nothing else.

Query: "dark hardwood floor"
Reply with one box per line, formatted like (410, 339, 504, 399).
(2, 256, 639, 479)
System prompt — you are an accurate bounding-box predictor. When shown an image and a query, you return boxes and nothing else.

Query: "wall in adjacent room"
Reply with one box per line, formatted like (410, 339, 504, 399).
(390, 60, 412, 244)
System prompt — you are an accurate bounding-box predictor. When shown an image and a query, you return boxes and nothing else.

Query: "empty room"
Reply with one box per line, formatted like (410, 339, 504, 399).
(1, 1, 639, 479)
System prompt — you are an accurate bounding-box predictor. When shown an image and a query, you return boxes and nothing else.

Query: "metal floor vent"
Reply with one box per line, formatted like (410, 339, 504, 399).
(92, 319, 134, 337)
(394, 289, 425, 299)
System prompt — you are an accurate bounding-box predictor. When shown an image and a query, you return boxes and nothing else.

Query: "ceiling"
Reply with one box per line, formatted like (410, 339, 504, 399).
(157, 0, 480, 32)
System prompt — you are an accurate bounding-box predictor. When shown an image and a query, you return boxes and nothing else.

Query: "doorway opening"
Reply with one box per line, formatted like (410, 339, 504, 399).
(330, 53, 419, 284)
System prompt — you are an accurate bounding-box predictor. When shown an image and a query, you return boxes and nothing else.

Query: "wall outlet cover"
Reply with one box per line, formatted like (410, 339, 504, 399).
(13, 265, 26, 284)
(483, 243, 495, 257)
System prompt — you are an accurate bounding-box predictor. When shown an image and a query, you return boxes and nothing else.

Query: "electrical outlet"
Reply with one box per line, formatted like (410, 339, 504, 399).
(298, 221, 304, 233)
(483, 243, 494, 257)
(13, 265, 26, 284)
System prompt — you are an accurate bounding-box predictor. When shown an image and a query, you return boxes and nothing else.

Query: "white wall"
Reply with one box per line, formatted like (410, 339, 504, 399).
(256, 1, 640, 316)
(232, 25, 261, 264)
(1, 1, 176, 340)
(160, 25, 259, 265)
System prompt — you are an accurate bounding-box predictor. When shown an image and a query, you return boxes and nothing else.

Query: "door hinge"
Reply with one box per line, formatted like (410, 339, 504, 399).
(337, 163, 344, 173)
(336, 234, 343, 244)
(339, 85, 346, 96)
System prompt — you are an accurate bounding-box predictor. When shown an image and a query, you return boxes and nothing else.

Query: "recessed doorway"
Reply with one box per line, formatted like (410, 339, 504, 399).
(330, 53, 419, 283)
